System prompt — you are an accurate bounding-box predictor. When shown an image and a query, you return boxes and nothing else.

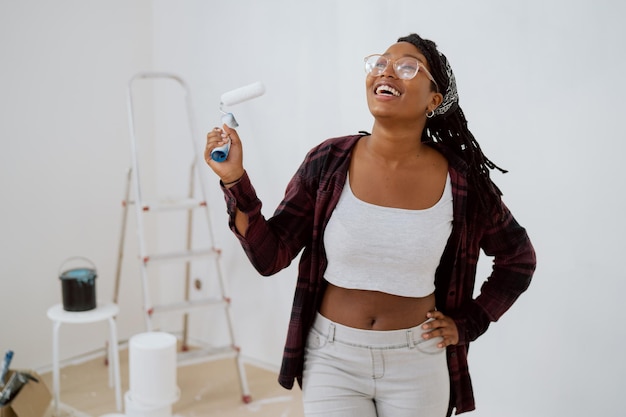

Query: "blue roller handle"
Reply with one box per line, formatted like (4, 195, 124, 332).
(211, 112, 239, 162)
(210, 141, 230, 162)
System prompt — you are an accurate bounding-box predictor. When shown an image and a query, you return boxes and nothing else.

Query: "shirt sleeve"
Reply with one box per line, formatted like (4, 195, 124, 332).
(454, 200, 537, 345)
(220, 169, 315, 276)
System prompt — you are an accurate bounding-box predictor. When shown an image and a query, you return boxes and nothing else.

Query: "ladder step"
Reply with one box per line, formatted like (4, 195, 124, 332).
(177, 345, 239, 366)
(125, 198, 207, 211)
(151, 298, 228, 315)
(144, 248, 221, 264)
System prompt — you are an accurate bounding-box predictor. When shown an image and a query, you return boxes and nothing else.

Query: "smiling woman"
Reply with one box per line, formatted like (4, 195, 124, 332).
(204, 32, 535, 417)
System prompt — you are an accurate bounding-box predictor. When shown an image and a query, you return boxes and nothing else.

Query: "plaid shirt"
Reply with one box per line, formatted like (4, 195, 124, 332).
(222, 134, 536, 415)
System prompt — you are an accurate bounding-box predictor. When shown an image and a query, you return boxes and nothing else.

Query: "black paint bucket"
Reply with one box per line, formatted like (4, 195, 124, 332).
(59, 257, 97, 311)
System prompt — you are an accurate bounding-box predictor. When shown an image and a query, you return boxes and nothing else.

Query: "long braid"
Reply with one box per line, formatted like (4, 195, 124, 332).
(398, 34, 506, 216)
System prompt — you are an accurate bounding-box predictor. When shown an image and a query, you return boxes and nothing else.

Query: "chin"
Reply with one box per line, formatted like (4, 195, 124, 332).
(368, 104, 395, 119)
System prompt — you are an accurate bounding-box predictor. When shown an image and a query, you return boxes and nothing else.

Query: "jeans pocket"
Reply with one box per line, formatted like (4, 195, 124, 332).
(305, 327, 329, 351)
(415, 333, 445, 355)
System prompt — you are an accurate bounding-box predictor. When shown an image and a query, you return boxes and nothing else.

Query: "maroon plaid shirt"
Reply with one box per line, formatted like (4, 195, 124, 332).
(221, 134, 536, 415)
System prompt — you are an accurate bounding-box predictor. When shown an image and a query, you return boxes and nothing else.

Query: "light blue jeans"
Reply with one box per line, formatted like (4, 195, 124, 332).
(302, 312, 450, 417)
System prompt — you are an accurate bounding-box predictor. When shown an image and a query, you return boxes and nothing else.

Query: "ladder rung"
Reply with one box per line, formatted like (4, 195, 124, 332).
(125, 198, 207, 211)
(144, 249, 221, 264)
(151, 298, 228, 315)
(177, 345, 239, 366)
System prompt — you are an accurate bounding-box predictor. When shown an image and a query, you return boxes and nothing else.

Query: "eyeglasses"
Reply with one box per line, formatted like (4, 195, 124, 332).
(364, 54, 439, 92)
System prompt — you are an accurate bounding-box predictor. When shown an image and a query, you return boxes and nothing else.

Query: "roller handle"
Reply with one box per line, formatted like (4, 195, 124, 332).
(210, 113, 239, 162)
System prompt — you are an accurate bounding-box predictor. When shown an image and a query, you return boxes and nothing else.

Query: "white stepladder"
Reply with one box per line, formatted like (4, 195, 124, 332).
(114, 72, 251, 403)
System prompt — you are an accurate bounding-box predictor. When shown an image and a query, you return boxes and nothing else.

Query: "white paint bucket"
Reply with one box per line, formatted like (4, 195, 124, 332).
(124, 391, 174, 417)
(129, 332, 179, 407)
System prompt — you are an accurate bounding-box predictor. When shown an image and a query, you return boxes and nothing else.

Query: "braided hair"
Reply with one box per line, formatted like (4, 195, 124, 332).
(398, 33, 506, 216)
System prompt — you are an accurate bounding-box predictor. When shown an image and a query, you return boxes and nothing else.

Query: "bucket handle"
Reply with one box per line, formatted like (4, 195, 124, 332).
(58, 256, 97, 276)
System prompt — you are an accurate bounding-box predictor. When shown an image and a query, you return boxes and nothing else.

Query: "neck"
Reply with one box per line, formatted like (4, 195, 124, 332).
(367, 120, 428, 163)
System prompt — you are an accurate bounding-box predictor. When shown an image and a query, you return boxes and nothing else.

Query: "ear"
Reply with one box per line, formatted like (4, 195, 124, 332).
(428, 92, 444, 114)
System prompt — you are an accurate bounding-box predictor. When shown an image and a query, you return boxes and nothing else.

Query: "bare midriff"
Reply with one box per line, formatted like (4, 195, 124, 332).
(319, 282, 435, 330)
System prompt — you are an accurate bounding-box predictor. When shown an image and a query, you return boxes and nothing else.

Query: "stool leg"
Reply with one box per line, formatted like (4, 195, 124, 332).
(52, 321, 61, 416)
(107, 317, 123, 411)
(107, 340, 113, 388)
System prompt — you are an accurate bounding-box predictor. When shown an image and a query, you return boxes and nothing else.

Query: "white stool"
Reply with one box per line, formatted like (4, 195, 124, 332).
(47, 302, 122, 414)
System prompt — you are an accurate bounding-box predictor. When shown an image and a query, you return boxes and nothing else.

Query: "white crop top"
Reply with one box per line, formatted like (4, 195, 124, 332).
(323, 173, 453, 297)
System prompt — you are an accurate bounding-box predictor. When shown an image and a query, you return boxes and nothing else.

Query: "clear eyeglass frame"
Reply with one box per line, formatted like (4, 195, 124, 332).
(364, 54, 439, 92)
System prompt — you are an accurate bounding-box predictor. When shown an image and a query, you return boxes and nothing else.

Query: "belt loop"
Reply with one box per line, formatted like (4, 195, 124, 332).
(328, 323, 336, 343)
(406, 329, 415, 349)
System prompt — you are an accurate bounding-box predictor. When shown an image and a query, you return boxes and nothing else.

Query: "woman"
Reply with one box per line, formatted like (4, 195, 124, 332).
(205, 33, 536, 416)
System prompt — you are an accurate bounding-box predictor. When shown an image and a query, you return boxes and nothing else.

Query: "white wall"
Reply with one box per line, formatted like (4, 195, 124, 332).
(1, 1, 625, 416)
(0, 0, 153, 367)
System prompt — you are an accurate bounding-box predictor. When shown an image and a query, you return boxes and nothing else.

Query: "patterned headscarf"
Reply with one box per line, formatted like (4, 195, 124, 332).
(397, 34, 459, 120)
(432, 53, 459, 118)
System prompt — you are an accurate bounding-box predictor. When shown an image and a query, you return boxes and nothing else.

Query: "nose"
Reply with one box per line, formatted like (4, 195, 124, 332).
(380, 61, 396, 78)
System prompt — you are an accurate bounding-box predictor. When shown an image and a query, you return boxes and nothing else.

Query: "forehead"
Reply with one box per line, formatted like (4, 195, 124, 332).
(384, 42, 428, 64)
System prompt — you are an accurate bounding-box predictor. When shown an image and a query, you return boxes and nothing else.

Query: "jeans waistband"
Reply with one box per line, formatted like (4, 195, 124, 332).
(311, 312, 434, 349)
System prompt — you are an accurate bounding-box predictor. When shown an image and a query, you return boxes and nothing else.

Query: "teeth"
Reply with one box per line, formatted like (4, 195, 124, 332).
(375, 84, 400, 97)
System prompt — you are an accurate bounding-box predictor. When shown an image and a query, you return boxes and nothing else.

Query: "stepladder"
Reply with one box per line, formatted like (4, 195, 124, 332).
(115, 72, 251, 403)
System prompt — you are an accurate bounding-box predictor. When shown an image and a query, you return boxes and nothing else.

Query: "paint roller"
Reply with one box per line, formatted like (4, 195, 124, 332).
(211, 81, 266, 162)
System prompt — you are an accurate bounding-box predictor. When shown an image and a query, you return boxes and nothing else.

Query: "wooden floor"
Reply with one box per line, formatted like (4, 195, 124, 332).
(39, 349, 304, 417)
